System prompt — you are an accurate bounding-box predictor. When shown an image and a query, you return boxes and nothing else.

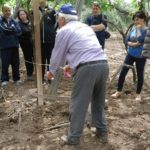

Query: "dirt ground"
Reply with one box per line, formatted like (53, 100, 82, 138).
(0, 34, 150, 150)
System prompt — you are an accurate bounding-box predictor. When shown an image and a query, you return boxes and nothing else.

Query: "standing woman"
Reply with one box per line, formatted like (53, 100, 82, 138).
(112, 11, 147, 101)
(17, 8, 34, 80)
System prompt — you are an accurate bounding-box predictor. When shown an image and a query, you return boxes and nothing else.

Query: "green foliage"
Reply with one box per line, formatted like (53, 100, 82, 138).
(49, 1, 76, 11)
(0, 0, 4, 5)
(0, 0, 149, 31)
(0, 0, 15, 6)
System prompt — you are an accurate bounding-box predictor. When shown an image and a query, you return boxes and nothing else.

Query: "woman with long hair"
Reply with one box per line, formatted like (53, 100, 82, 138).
(17, 8, 34, 80)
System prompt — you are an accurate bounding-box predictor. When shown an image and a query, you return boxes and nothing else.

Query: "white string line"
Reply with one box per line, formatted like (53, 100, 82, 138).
(24, 60, 72, 78)
(24, 59, 64, 70)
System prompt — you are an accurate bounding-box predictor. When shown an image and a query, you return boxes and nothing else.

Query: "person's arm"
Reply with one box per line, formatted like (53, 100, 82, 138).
(13, 20, 21, 35)
(91, 24, 105, 32)
(48, 29, 70, 76)
(0, 18, 15, 35)
(127, 41, 141, 47)
(91, 14, 107, 32)
(1, 18, 21, 35)
(128, 26, 147, 47)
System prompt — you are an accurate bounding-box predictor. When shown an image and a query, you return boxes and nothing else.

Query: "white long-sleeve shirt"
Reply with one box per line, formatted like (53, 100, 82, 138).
(49, 21, 107, 74)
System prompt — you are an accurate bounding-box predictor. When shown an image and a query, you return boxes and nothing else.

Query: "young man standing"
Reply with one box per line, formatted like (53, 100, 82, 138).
(0, 4, 22, 87)
(85, 1, 108, 49)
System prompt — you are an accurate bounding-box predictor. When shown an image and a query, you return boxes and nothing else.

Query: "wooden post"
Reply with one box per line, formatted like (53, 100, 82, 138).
(33, 0, 43, 105)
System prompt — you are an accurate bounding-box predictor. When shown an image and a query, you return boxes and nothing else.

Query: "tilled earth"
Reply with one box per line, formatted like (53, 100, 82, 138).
(0, 34, 150, 150)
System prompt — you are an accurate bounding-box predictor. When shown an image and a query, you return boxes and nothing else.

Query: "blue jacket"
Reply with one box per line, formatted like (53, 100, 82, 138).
(127, 26, 147, 58)
(0, 16, 21, 50)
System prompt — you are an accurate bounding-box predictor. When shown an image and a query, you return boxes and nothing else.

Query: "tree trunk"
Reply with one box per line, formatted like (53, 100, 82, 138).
(13, 0, 22, 18)
(75, 0, 84, 19)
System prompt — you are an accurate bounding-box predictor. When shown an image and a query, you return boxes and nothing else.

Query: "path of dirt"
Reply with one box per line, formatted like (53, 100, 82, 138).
(0, 34, 150, 150)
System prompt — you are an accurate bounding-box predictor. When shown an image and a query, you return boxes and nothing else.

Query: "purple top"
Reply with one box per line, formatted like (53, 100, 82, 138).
(49, 21, 107, 74)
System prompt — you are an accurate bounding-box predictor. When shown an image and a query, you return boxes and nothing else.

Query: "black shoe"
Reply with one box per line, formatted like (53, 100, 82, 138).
(95, 130, 108, 143)
(60, 135, 80, 146)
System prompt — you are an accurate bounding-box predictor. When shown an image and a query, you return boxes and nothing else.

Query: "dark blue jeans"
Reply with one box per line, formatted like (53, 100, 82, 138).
(1, 47, 20, 82)
(20, 40, 34, 77)
(117, 54, 146, 94)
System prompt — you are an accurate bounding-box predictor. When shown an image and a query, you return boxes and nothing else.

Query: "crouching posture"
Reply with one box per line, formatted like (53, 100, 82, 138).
(47, 4, 109, 146)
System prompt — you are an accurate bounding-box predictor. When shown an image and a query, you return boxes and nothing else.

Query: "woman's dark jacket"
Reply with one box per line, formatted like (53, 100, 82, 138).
(18, 21, 32, 43)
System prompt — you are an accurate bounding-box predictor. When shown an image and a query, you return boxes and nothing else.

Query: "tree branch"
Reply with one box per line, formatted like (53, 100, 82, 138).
(13, 0, 22, 18)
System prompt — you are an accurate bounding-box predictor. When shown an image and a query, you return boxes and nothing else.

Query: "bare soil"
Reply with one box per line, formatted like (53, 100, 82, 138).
(0, 34, 150, 150)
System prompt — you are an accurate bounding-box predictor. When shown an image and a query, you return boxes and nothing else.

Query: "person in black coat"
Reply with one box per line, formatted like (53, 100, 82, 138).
(39, 0, 56, 82)
(17, 8, 34, 80)
(0, 4, 22, 87)
(85, 1, 108, 49)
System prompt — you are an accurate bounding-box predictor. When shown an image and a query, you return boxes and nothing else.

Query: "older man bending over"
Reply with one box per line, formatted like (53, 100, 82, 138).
(47, 4, 109, 146)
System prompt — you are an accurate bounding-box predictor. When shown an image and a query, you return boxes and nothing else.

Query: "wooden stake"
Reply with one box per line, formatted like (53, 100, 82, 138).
(33, 0, 43, 105)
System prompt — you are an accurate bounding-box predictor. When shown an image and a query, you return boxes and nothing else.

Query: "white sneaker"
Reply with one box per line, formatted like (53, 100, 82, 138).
(14, 80, 23, 86)
(111, 91, 122, 98)
(1, 81, 8, 87)
(135, 94, 141, 101)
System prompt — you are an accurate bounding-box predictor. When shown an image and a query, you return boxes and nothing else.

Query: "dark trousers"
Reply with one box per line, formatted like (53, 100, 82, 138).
(117, 54, 146, 94)
(68, 61, 109, 141)
(41, 42, 54, 80)
(20, 40, 34, 76)
(1, 47, 20, 82)
(96, 32, 105, 49)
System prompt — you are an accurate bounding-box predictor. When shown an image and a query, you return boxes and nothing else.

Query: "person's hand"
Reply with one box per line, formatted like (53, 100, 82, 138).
(136, 24, 142, 29)
(128, 41, 133, 46)
(47, 71, 54, 80)
(128, 41, 141, 47)
(90, 25, 98, 32)
(63, 65, 71, 78)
